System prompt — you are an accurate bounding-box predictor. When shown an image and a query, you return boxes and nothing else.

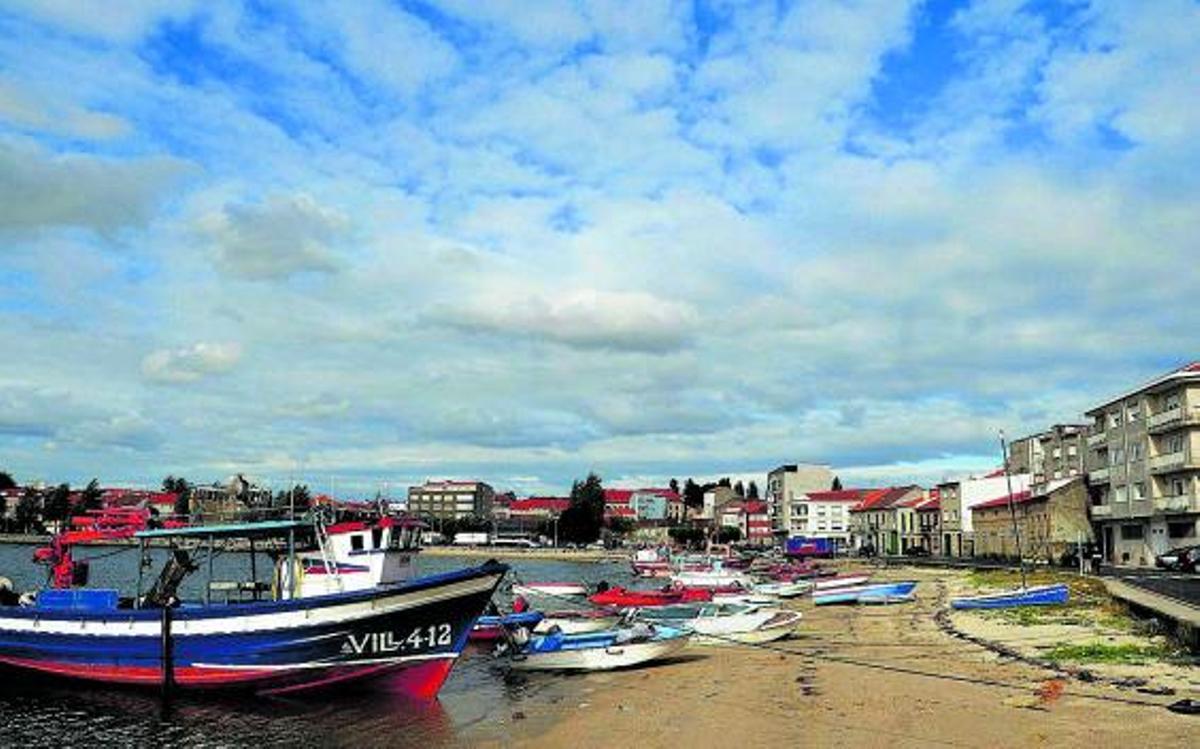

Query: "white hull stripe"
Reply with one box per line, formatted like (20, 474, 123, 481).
(0, 574, 499, 638)
(192, 652, 457, 670)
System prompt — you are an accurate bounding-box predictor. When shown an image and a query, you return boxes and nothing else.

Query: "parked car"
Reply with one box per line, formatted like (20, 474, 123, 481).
(903, 546, 931, 557)
(857, 543, 877, 558)
(1155, 545, 1200, 573)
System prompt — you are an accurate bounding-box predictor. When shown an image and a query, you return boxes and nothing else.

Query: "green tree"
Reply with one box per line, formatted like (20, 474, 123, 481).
(668, 478, 679, 495)
(607, 515, 635, 536)
(668, 526, 705, 547)
(831, 476, 843, 491)
(42, 483, 72, 524)
(0, 471, 16, 491)
(717, 477, 731, 488)
(164, 476, 192, 519)
(559, 473, 605, 544)
(683, 479, 704, 509)
(80, 478, 103, 512)
(747, 481, 759, 499)
(734, 480, 745, 497)
(15, 489, 40, 532)
(274, 484, 312, 515)
(716, 526, 742, 544)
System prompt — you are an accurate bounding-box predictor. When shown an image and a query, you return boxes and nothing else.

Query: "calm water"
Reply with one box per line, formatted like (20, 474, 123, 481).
(0, 544, 634, 748)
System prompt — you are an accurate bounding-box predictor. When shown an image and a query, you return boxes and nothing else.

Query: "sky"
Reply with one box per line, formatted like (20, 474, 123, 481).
(1, 0, 1198, 498)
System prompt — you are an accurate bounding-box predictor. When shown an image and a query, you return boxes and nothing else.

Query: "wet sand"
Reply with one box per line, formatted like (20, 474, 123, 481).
(468, 567, 1197, 748)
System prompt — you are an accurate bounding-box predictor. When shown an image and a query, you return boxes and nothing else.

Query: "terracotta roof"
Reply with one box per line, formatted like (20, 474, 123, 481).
(510, 497, 570, 512)
(853, 486, 919, 511)
(604, 489, 634, 504)
(972, 490, 1034, 511)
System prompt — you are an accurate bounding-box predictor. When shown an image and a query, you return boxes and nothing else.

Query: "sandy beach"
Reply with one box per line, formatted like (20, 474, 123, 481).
(468, 566, 1197, 748)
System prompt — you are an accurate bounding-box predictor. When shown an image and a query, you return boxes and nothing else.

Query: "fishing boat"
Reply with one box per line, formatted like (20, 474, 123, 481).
(631, 548, 673, 578)
(510, 581, 588, 599)
(588, 585, 711, 608)
(812, 581, 917, 606)
(503, 624, 691, 671)
(950, 583, 1069, 610)
(670, 567, 754, 589)
(0, 518, 506, 697)
(639, 603, 802, 645)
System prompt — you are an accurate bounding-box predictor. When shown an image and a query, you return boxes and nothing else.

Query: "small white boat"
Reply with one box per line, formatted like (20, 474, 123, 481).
(639, 603, 802, 645)
(512, 581, 588, 599)
(752, 580, 812, 598)
(506, 625, 690, 671)
(534, 610, 622, 635)
(671, 569, 754, 589)
(812, 574, 870, 590)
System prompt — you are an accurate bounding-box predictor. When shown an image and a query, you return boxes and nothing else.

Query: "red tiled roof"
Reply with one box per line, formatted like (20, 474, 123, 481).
(972, 490, 1034, 511)
(510, 497, 570, 512)
(605, 506, 637, 518)
(604, 489, 634, 504)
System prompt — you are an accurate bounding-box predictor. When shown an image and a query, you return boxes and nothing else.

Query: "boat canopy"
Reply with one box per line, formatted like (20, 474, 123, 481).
(134, 519, 311, 540)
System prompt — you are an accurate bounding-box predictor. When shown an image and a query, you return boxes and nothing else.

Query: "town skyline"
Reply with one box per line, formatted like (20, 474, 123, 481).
(2, 2, 1197, 496)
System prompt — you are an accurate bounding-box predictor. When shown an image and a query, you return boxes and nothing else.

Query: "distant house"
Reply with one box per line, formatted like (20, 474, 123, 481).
(407, 479, 495, 522)
(971, 477, 1093, 562)
(506, 497, 570, 520)
(791, 489, 872, 547)
(937, 472, 1032, 558)
(719, 500, 772, 545)
(848, 486, 924, 555)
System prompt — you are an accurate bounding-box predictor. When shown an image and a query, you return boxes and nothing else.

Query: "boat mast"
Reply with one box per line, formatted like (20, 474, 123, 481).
(999, 430, 1028, 591)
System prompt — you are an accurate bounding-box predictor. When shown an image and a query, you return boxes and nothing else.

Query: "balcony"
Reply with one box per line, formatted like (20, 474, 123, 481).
(1090, 504, 1112, 517)
(1153, 493, 1200, 513)
(1089, 467, 1110, 483)
(1149, 452, 1187, 473)
(1086, 432, 1107, 448)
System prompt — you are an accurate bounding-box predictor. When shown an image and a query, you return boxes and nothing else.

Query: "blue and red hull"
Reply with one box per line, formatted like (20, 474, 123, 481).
(0, 562, 506, 698)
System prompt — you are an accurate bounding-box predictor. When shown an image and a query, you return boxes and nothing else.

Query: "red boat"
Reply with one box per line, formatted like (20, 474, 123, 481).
(588, 585, 712, 608)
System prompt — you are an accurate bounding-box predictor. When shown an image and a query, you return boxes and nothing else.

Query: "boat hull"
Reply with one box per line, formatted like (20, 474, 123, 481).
(813, 581, 917, 606)
(508, 631, 690, 671)
(950, 584, 1070, 610)
(512, 583, 588, 598)
(0, 563, 507, 697)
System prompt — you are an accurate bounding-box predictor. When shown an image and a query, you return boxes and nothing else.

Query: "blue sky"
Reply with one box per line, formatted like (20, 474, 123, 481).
(1, 0, 1197, 497)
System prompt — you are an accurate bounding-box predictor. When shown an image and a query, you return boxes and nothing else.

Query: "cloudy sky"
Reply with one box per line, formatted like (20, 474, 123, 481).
(1, 0, 1197, 497)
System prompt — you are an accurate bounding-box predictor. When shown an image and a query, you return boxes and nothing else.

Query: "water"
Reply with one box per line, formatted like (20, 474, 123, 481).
(0, 543, 635, 747)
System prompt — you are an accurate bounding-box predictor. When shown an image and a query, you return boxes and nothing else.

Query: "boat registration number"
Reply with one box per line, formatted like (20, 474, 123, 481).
(341, 624, 452, 656)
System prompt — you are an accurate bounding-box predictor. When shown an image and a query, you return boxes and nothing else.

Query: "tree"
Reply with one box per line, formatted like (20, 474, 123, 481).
(734, 480, 745, 497)
(668, 526, 705, 548)
(831, 476, 843, 491)
(747, 481, 759, 499)
(42, 483, 72, 524)
(274, 485, 312, 515)
(607, 515, 635, 536)
(80, 478, 103, 512)
(683, 478, 704, 509)
(15, 488, 40, 532)
(717, 477, 732, 488)
(668, 478, 679, 495)
(0, 471, 16, 491)
(716, 526, 742, 543)
(559, 473, 605, 544)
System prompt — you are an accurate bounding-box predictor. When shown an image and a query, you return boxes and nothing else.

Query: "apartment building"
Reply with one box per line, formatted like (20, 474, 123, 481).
(407, 479, 495, 521)
(1085, 363, 1200, 566)
(790, 489, 867, 547)
(718, 500, 773, 545)
(766, 463, 835, 537)
(1008, 424, 1088, 489)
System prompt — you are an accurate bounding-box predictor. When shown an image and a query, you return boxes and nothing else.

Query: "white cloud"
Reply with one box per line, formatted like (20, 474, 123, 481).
(430, 289, 699, 352)
(0, 78, 131, 140)
(141, 342, 243, 384)
(0, 137, 188, 232)
(203, 194, 349, 280)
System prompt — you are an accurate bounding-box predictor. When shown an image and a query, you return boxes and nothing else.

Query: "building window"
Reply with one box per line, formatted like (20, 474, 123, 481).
(1108, 411, 1122, 428)
(1168, 522, 1197, 540)
(1110, 448, 1124, 466)
(1127, 401, 1141, 420)
(1120, 524, 1144, 540)
(1132, 482, 1146, 500)
(1129, 441, 1144, 461)
(1114, 485, 1128, 502)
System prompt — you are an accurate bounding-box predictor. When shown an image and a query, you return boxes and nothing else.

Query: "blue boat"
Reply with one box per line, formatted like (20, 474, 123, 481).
(950, 583, 1069, 610)
(812, 581, 918, 606)
(0, 519, 507, 697)
(505, 624, 691, 671)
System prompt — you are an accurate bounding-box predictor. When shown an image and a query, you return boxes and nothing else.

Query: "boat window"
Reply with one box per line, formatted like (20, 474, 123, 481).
(372, 527, 384, 549)
(350, 534, 365, 551)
